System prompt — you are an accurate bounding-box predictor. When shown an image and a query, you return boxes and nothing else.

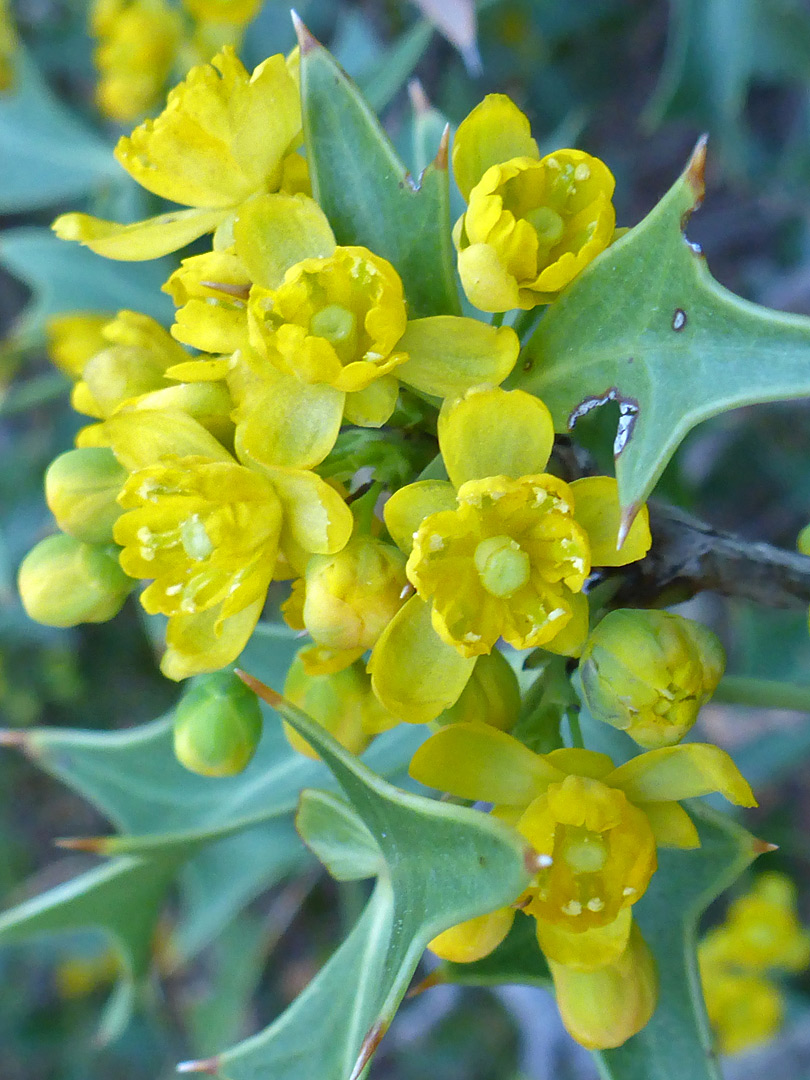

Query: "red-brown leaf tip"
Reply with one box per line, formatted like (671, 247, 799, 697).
(752, 838, 779, 855)
(617, 503, 639, 550)
(55, 836, 111, 854)
(290, 9, 319, 54)
(408, 78, 430, 114)
(406, 969, 445, 998)
(177, 1057, 220, 1075)
(684, 135, 708, 207)
(234, 668, 283, 707)
(349, 1020, 388, 1080)
(0, 728, 31, 749)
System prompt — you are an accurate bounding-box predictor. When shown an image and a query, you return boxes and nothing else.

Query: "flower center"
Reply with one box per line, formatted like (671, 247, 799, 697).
(560, 827, 609, 874)
(310, 303, 358, 360)
(181, 514, 214, 561)
(524, 206, 564, 248)
(474, 534, 531, 598)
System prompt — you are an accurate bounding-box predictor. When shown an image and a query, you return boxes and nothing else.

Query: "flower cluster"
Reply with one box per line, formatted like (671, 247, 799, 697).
(700, 873, 810, 1054)
(18, 42, 756, 1053)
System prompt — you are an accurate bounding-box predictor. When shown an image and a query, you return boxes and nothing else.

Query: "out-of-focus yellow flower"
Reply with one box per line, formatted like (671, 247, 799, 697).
(452, 94, 615, 311)
(53, 48, 305, 260)
(283, 534, 407, 675)
(369, 387, 650, 723)
(90, 0, 182, 123)
(579, 609, 726, 748)
(173, 671, 263, 775)
(410, 724, 754, 1047)
(283, 652, 398, 758)
(55, 947, 120, 999)
(46, 312, 112, 379)
(18, 534, 133, 627)
(699, 873, 810, 1055)
(182, 0, 261, 25)
(0, 0, 18, 92)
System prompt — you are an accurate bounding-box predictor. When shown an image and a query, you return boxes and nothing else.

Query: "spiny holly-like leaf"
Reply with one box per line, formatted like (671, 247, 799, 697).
(595, 805, 762, 1080)
(178, 672, 532, 1080)
(295, 15, 460, 319)
(515, 138, 810, 530)
(0, 850, 186, 1042)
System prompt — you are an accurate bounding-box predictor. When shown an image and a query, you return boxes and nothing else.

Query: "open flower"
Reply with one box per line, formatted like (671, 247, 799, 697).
(411, 723, 756, 1048)
(452, 94, 615, 311)
(170, 193, 520, 472)
(53, 48, 305, 260)
(369, 386, 651, 723)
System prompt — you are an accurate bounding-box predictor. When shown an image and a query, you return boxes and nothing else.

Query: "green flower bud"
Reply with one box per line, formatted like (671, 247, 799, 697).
(18, 534, 132, 627)
(436, 648, 520, 731)
(173, 672, 263, 777)
(283, 653, 397, 758)
(45, 447, 127, 543)
(579, 609, 725, 749)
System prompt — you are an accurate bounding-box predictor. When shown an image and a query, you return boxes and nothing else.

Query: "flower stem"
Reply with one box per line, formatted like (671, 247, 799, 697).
(567, 708, 584, 748)
(713, 676, 810, 712)
(490, 311, 505, 327)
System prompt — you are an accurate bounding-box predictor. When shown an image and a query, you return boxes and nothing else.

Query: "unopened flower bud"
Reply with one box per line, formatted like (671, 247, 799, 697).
(283, 653, 397, 758)
(46, 313, 111, 379)
(436, 648, 520, 731)
(549, 923, 657, 1050)
(579, 609, 725, 748)
(45, 447, 127, 543)
(173, 671, 263, 777)
(18, 534, 132, 627)
(301, 536, 407, 654)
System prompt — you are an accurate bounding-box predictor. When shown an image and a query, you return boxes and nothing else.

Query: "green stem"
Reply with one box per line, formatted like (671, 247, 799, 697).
(511, 307, 541, 342)
(350, 481, 382, 534)
(713, 677, 810, 712)
(567, 709, 584, 748)
(490, 311, 505, 327)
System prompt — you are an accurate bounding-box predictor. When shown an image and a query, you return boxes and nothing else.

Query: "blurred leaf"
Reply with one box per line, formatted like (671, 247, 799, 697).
(516, 140, 810, 520)
(198, 677, 532, 1080)
(360, 20, 434, 114)
(1, 227, 174, 349)
(409, 0, 480, 72)
(0, 50, 116, 212)
(298, 25, 460, 318)
(595, 806, 760, 1080)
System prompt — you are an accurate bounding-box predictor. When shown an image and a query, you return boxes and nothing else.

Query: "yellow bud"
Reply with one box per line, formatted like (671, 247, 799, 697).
(45, 448, 127, 543)
(173, 672, 263, 777)
(283, 653, 397, 758)
(549, 923, 657, 1049)
(18, 535, 132, 627)
(45, 313, 111, 380)
(301, 536, 407, 654)
(437, 649, 520, 731)
(579, 609, 725, 748)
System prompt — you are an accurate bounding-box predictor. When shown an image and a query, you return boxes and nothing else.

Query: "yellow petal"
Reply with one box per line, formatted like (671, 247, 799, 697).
(452, 94, 539, 201)
(368, 596, 476, 724)
(607, 743, 757, 808)
(537, 906, 632, 971)
(343, 375, 399, 427)
(641, 801, 700, 848)
(395, 318, 518, 399)
(438, 386, 554, 488)
(268, 468, 354, 555)
(165, 359, 232, 382)
(549, 922, 657, 1050)
(383, 480, 457, 555)
(100, 410, 233, 471)
(570, 476, 651, 566)
(161, 598, 264, 681)
(52, 208, 226, 261)
(457, 242, 522, 313)
(544, 748, 615, 779)
(409, 721, 564, 804)
(429, 908, 515, 963)
(233, 376, 344, 470)
(540, 589, 589, 658)
(233, 193, 335, 289)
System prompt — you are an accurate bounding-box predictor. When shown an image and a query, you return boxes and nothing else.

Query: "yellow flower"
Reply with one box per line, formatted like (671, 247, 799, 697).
(699, 966, 782, 1056)
(0, 0, 18, 92)
(182, 0, 261, 26)
(452, 94, 615, 311)
(53, 48, 305, 260)
(98, 408, 352, 678)
(411, 724, 754, 1047)
(437, 648, 521, 731)
(45, 312, 112, 379)
(369, 386, 651, 723)
(579, 609, 726, 748)
(283, 533, 408, 675)
(90, 0, 182, 123)
(282, 652, 398, 758)
(184, 193, 519, 473)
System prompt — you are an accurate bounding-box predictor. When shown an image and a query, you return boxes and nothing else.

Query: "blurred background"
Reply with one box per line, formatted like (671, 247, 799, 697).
(3, 0, 810, 1077)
